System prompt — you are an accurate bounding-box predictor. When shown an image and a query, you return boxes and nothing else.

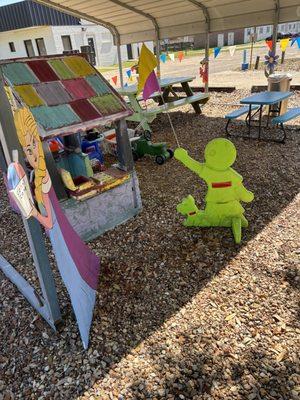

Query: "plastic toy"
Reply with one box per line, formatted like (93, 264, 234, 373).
(81, 135, 104, 165)
(131, 137, 173, 165)
(174, 138, 254, 243)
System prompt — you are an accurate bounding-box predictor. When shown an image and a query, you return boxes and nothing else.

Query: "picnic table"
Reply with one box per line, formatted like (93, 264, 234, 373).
(225, 91, 294, 143)
(118, 76, 209, 133)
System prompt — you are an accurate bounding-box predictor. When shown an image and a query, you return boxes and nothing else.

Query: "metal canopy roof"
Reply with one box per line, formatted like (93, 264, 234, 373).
(33, 0, 299, 45)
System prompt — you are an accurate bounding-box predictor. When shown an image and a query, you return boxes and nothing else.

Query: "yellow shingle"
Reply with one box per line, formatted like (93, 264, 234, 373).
(14, 85, 44, 107)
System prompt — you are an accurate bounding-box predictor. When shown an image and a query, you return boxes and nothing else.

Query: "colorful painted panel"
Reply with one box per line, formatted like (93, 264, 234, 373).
(31, 105, 80, 130)
(14, 85, 44, 107)
(47, 59, 76, 80)
(10, 107, 100, 349)
(27, 60, 59, 82)
(85, 75, 110, 96)
(1, 62, 38, 85)
(62, 78, 96, 100)
(35, 82, 72, 106)
(70, 99, 101, 121)
(1, 55, 130, 135)
(90, 94, 126, 115)
(63, 56, 95, 77)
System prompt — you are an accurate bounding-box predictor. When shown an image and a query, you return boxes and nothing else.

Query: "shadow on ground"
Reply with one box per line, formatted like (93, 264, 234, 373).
(0, 110, 299, 399)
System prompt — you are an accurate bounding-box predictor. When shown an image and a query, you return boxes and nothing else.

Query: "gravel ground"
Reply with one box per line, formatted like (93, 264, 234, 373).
(0, 89, 299, 400)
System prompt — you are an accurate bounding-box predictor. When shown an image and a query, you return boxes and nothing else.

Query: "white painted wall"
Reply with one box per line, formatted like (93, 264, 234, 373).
(0, 26, 55, 60)
(0, 21, 154, 67)
(244, 21, 300, 43)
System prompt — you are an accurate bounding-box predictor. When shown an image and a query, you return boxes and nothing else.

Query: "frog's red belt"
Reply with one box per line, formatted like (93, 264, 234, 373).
(212, 181, 232, 188)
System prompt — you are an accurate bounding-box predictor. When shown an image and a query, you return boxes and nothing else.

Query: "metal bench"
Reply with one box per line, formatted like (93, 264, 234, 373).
(225, 105, 259, 136)
(271, 107, 300, 142)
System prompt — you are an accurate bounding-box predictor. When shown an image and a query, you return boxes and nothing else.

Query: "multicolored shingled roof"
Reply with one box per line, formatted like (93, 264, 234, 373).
(0, 56, 129, 136)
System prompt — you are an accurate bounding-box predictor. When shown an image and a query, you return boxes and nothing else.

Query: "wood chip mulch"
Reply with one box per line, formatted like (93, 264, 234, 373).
(0, 90, 299, 400)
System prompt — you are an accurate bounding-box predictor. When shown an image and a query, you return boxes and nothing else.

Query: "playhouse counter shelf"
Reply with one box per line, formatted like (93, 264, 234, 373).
(61, 170, 141, 241)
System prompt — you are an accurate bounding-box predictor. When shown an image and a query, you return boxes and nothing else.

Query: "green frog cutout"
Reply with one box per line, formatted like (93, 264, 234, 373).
(174, 138, 254, 243)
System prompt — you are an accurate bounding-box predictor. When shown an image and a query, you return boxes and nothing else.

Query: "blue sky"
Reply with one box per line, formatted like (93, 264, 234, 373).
(0, 0, 24, 6)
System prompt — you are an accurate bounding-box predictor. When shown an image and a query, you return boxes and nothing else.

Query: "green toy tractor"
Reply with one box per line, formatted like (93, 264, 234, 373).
(131, 137, 173, 165)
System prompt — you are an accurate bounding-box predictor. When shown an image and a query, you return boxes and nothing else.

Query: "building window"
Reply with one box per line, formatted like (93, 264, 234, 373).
(61, 35, 72, 51)
(35, 38, 47, 56)
(9, 42, 16, 52)
(24, 40, 35, 57)
(259, 27, 263, 33)
(266, 26, 270, 33)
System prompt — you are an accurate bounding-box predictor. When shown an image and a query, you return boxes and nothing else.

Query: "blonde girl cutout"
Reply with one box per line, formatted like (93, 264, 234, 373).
(14, 107, 46, 206)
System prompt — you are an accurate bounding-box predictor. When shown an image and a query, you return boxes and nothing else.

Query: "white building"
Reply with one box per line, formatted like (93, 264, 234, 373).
(0, 1, 153, 67)
(244, 21, 300, 42)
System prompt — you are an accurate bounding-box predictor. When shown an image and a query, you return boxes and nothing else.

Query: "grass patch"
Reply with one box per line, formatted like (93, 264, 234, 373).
(97, 60, 137, 73)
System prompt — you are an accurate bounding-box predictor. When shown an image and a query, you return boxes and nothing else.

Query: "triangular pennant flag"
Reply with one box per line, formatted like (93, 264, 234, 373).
(124, 83, 128, 87)
(228, 45, 236, 57)
(128, 76, 134, 82)
(209, 48, 213, 56)
(178, 51, 184, 62)
(280, 38, 289, 52)
(137, 43, 160, 101)
(266, 40, 273, 50)
(214, 47, 221, 58)
(160, 53, 167, 63)
(297, 37, 300, 49)
(126, 69, 132, 78)
(168, 53, 175, 62)
(112, 75, 118, 85)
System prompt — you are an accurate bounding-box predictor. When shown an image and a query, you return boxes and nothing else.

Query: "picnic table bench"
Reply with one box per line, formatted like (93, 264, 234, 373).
(118, 76, 209, 133)
(225, 105, 260, 125)
(225, 91, 296, 143)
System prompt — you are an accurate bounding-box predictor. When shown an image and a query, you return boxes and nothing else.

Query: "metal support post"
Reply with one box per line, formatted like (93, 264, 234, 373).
(115, 119, 134, 172)
(156, 36, 161, 78)
(271, 0, 280, 74)
(116, 37, 124, 88)
(204, 31, 210, 93)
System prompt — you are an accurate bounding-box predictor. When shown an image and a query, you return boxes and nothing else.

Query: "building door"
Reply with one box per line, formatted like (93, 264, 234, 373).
(87, 37, 96, 65)
(35, 38, 47, 56)
(217, 34, 224, 48)
(24, 40, 35, 57)
(228, 32, 234, 46)
(127, 44, 133, 59)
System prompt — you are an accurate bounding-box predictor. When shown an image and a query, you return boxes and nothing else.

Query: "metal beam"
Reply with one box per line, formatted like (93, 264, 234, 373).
(108, 0, 161, 76)
(187, 0, 210, 29)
